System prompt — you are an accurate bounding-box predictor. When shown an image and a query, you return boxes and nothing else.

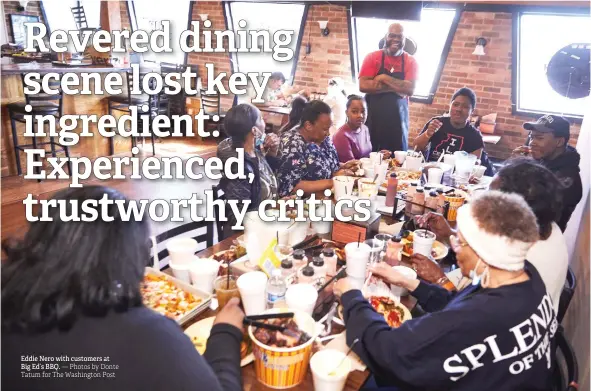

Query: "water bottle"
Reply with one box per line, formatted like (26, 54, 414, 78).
(266, 269, 287, 309)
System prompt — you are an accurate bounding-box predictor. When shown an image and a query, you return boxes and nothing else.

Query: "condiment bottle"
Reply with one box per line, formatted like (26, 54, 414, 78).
(292, 249, 308, 269)
(320, 248, 338, 276)
(297, 264, 315, 284)
(385, 173, 398, 207)
(411, 187, 425, 215)
(311, 256, 326, 284)
(426, 190, 439, 212)
(405, 183, 418, 214)
(385, 237, 403, 266)
(281, 258, 295, 284)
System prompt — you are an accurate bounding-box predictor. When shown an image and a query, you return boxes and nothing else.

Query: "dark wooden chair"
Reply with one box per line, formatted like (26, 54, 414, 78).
(7, 74, 71, 179)
(557, 266, 576, 323)
(200, 88, 226, 139)
(149, 220, 215, 270)
(107, 71, 154, 155)
(552, 326, 578, 391)
(70, 4, 98, 33)
(211, 184, 227, 242)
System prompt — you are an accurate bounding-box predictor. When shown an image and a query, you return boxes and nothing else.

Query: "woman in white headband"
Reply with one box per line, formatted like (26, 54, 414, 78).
(334, 191, 558, 391)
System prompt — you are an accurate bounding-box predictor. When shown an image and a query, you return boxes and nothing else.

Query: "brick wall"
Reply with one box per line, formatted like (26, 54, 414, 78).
(120, 0, 131, 30)
(406, 11, 580, 160)
(187, 1, 234, 110)
(3, 1, 46, 42)
(2, 0, 579, 159)
(183, 1, 581, 159)
(293, 4, 355, 94)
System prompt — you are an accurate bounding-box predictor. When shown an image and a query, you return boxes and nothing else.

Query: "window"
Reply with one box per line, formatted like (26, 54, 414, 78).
(352, 8, 459, 102)
(514, 12, 590, 119)
(225, 2, 306, 82)
(42, 0, 100, 32)
(128, 0, 191, 64)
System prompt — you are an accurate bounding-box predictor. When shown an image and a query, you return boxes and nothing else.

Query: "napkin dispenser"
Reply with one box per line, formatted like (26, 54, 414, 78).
(331, 211, 380, 244)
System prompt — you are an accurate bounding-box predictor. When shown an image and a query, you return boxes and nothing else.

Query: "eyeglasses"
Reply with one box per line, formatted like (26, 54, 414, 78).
(450, 235, 469, 251)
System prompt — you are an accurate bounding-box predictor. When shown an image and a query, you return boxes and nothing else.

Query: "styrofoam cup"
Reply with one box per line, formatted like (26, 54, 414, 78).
(285, 284, 318, 316)
(345, 242, 371, 279)
(310, 349, 351, 391)
(333, 176, 355, 200)
(170, 259, 193, 284)
(394, 151, 406, 165)
(189, 258, 220, 294)
(427, 168, 444, 184)
(166, 237, 199, 265)
(413, 229, 436, 257)
(237, 271, 268, 315)
(369, 152, 381, 165)
(443, 154, 456, 171)
(390, 265, 417, 296)
(472, 165, 487, 179)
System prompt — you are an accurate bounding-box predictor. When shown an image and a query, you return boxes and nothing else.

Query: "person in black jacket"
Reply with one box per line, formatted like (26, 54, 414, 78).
(513, 114, 582, 231)
(2, 186, 244, 391)
(334, 191, 557, 391)
(217, 103, 280, 236)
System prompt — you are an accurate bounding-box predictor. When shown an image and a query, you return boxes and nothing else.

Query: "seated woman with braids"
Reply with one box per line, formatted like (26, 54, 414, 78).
(2, 186, 245, 391)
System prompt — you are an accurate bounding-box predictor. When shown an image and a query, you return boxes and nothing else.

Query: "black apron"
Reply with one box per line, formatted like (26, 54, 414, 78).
(365, 51, 410, 152)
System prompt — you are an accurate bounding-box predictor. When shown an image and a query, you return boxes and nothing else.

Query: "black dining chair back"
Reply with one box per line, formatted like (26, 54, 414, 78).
(552, 326, 578, 391)
(71, 5, 88, 29)
(200, 88, 222, 116)
(148, 220, 215, 270)
(21, 73, 63, 116)
(211, 185, 227, 242)
(557, 266, 577, 323)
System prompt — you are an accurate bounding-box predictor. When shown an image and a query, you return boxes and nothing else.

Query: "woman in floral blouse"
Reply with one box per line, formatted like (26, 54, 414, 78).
(277, 100, 356, 197)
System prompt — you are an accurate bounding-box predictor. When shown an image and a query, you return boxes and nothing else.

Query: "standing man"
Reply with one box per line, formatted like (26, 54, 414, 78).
(358, 23, 418, 152)
(513, 115, 582, 231)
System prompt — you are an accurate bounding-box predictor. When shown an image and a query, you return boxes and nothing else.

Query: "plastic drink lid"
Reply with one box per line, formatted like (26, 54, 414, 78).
(312, 257, 324, 267)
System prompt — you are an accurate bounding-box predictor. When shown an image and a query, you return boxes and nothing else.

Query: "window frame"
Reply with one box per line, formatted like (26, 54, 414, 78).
(511, 8, 589, 122)
(222, 1, 309, 87)
(126, 0, 194, 65)
(39, 0, 101, 33)
(349, 6, 461, 104)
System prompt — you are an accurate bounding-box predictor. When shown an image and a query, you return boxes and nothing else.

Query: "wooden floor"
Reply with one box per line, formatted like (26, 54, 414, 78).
(1, 138, 219, 241)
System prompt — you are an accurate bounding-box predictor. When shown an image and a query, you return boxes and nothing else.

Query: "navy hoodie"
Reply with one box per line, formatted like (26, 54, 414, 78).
(540, 146, 583, 231)
(341, 263, 557, 391)
(2, 307, 243, 391)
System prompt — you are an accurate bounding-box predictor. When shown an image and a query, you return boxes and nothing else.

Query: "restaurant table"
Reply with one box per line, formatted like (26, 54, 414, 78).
(0, 61, 134, 176)
(167, 231, 421, 391)
(256, 105, 290, 129)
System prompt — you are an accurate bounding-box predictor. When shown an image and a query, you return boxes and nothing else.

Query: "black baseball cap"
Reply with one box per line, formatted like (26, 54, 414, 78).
(523, 115, 570, 140)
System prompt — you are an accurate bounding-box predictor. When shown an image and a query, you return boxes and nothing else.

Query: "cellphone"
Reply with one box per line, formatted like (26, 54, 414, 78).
(524, 133, 532, 147)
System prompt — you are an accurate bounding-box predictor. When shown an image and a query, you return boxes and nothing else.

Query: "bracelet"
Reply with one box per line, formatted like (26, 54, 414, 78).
(437, 276, 456, 292)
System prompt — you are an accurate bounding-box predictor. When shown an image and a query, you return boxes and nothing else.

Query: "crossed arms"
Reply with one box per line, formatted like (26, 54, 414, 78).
(359, 74, 415, 97)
